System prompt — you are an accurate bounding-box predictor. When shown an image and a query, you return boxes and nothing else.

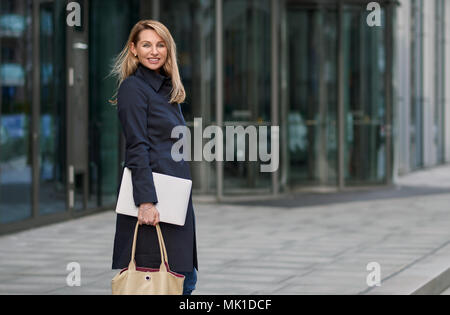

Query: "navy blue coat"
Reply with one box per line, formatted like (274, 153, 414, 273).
(112, 63, 198, 273)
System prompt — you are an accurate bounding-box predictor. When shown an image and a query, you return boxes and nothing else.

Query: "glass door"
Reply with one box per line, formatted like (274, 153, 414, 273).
(282, 0, 391, 189)
(222, 0, 272, 194)
(284, 5, 338, 187)
(342, 5, 387, 185)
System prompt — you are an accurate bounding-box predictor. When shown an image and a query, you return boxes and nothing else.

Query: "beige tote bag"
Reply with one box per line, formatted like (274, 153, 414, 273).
(112, 222, 185, 295)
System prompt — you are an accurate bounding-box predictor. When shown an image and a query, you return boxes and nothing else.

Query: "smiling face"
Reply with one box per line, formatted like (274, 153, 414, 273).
(130, 29, 168, 73)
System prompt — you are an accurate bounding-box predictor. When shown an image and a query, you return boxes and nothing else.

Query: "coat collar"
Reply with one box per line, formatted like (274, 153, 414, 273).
(135, 63, 170, 92)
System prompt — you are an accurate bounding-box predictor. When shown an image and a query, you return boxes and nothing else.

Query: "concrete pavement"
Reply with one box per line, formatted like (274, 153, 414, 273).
(1, 165, 450, 294)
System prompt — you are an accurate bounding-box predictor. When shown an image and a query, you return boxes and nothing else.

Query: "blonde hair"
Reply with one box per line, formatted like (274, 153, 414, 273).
(109, 20, 186, 105)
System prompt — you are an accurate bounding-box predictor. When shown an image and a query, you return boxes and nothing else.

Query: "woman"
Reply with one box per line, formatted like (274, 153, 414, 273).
(110, 20, 198, 295)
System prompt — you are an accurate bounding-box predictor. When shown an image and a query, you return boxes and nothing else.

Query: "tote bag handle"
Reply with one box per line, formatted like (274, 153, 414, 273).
(129, 222, 169, 272)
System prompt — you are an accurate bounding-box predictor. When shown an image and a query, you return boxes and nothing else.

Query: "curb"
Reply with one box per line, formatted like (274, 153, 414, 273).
(411, 267, 450, 295)
(366, 242, 450, 295)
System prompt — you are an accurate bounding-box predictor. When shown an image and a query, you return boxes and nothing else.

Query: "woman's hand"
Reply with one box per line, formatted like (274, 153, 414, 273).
(138, 203, 160, 226)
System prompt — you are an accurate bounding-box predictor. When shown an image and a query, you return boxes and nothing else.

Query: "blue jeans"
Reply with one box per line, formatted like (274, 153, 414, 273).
(177, 268, 197, 295)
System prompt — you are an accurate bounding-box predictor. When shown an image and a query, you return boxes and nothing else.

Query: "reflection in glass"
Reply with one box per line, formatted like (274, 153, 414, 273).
(38, 1, 67, 215)
(89, 0, 139, 207)
(223, 0, 271, 192)
(286, 7, 338, 187)
(343, 5, 386, 184)
(0, 0, 33, 223)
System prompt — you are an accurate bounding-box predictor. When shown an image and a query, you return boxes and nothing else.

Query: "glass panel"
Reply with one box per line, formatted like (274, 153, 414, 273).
(159, 0, 216, 193)
(286, 7, 338, 187)
(0, 0, 33, 223)
(89, 0, 139, 207)
(223, 0, 271, 192)
(435, 0, 445, 164)
(342, 5, 387, 185)
(38, 1, 67, 215)
(410, 0, 423, 169)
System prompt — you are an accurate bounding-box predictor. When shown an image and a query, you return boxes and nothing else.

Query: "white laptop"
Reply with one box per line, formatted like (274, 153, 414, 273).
(115, 167, 192, 226)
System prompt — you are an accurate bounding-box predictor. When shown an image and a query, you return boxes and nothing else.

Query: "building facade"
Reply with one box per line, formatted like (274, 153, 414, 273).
(0, 0, 448, 234)
(394, 0, 450, 176)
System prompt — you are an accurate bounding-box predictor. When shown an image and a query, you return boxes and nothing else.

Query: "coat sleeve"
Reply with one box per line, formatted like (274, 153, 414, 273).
(117, 78, 158, 207)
